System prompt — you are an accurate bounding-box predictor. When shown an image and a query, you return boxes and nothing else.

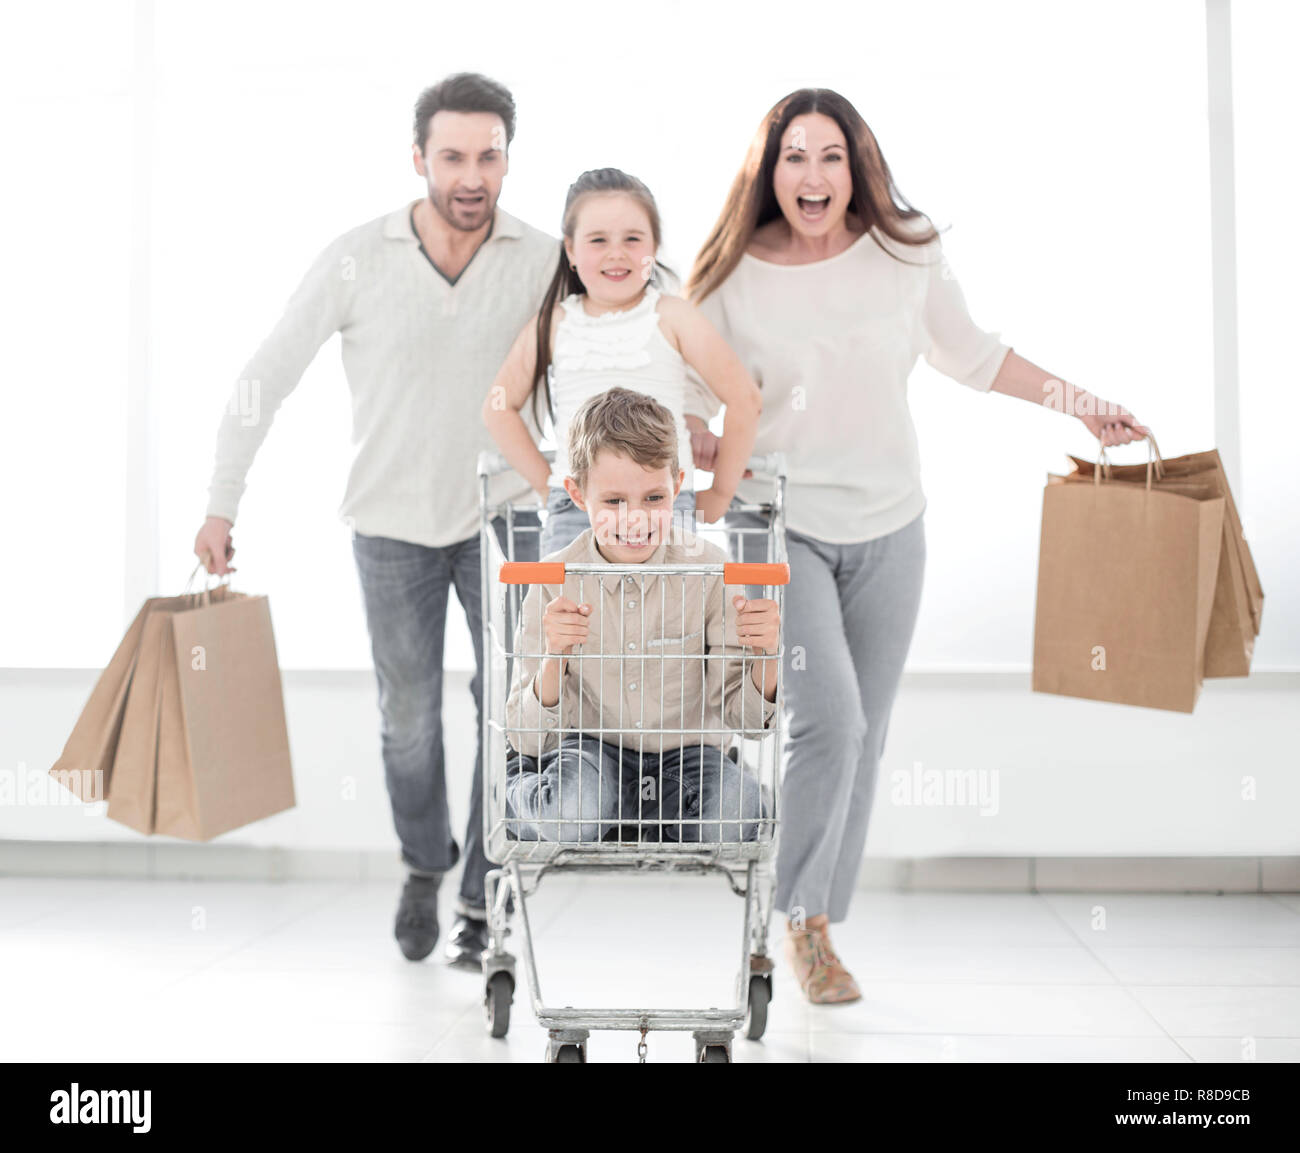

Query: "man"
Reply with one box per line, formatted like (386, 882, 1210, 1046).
(193, 73, 555, 966)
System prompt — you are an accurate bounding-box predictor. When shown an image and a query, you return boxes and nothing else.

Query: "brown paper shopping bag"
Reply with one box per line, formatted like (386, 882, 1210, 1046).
(153, 592, 296, 840)
(1126, 448, 1261, 634)
(99, 588, 239, 832)
(47, 599, 152, 806)
(1032, 461, 1225, 713)
(1067, 444, 1261, 627)
(103, 610, 169, 833)
(1065, 442, 1260, 677)
(1062, 473, 1253, 676)
(49, 589, 233, 807)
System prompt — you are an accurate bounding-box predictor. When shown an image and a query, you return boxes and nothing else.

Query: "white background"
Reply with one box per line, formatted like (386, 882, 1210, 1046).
(0, 0, 1293, 676)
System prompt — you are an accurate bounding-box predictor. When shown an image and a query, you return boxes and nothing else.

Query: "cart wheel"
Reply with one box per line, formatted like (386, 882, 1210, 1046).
(699, 1044, 731, 1063)
(484, 972, 513, 1038)
(552, 1044, 585, 1063)
(745, 974, 771, 1040)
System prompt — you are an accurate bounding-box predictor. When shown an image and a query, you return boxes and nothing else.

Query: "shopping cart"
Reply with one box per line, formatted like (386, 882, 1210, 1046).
(476, 450, 788, 1063)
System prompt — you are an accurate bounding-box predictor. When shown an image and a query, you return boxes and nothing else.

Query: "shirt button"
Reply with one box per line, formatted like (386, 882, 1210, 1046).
(634, 721, 642, 728)
(627, 599, 636, 609)
(629, 683, 638, 691)
(627, 642, 636, 651)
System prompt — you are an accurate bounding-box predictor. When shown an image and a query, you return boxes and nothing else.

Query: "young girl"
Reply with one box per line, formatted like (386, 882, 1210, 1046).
(482, 168, 761, 557)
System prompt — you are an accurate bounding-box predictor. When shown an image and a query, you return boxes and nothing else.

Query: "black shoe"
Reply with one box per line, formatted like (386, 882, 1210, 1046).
(394, 872, 441, 961)
(444, 913, 490, 968)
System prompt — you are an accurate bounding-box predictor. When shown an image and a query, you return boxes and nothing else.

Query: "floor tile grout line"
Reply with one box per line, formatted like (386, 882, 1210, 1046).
(1262, 893, 1300, 918)
(0, 877, 139, 933)
(801, 1031, 1188, 1045)
(1034, 890, 1300, 948)
(151, 881, 355, 992)
(514, 871, 778, 1040)
(525, 872, 596, 938)
(804, 1031, 1213, 1040)
(1031, 891, 1204, 1061)
(420, 993, 506, 1061)
(1085, 944, 1300, 949)
(790, 978, 1300, 987)
(12, 879, 1298, 1061)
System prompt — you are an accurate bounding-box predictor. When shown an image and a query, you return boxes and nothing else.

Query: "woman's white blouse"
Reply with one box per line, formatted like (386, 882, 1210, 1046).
(689, 223, 1011, 543)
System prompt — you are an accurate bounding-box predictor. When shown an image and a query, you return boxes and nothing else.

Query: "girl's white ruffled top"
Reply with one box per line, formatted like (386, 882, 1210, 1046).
(548, 283, 694, 491)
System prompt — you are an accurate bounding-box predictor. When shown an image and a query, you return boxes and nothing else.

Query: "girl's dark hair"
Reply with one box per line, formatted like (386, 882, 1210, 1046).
(530, 168, 675, 429)
(687, 88, 938, 303)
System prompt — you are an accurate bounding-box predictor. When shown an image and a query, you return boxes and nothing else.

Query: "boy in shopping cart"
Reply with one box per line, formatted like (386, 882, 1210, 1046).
(503, 388, 778, 843)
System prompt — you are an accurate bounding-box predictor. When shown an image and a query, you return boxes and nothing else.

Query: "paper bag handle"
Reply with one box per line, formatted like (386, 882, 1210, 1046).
(1093, 432, 1165, 490)
(185, 558, 232, 607)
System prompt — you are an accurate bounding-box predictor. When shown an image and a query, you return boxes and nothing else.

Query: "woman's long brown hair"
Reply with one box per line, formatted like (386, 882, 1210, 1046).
(530, 168, 674, 429)
(687, 88, 939, 304)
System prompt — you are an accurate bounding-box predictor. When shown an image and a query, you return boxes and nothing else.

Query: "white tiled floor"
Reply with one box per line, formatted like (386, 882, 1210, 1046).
(2, 875, 1297, 1063)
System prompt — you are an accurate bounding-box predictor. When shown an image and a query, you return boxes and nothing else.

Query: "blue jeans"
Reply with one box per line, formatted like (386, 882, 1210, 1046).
(352, 513, 539, 913)
(504, 737, 767, 843)
(540, 487, 697, 557)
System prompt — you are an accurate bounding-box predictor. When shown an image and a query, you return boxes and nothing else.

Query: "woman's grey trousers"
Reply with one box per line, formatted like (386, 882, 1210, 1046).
(728, 503, 925, 923)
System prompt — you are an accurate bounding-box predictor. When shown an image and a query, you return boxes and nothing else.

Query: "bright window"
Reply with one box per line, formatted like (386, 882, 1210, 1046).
(1, 1, 1247, 673)
(1232, 0, 1299, 668)
(0, 2, 133, 666)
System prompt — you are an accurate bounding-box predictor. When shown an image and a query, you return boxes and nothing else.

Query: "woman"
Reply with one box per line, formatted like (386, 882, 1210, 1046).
(684, 88, 1149, 1004)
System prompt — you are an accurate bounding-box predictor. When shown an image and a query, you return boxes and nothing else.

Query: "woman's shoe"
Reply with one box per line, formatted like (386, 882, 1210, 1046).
(784, 926, 862, 1004)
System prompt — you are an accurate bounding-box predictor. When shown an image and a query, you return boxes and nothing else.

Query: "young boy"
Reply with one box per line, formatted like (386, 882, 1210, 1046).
(504, 388, 779, 844)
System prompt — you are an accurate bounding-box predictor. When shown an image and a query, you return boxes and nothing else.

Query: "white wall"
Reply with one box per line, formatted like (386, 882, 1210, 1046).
(4, 670, 1296, 857)
(2, 3, 1297, 866)
(12, 0, 1295, 677)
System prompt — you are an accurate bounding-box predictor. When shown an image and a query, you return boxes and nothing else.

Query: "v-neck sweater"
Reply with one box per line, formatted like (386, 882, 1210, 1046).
(205, 202, 559, 546)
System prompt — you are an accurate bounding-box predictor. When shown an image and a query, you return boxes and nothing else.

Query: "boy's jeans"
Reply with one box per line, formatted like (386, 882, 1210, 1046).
(352, 513, 539, 917)
(505, 737, 768, 843)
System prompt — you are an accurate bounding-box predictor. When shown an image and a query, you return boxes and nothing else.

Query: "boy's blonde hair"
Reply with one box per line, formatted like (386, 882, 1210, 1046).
(567, 388, 680, 489)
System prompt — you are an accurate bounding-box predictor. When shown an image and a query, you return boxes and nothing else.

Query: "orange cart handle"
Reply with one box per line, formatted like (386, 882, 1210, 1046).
(724, 562, 790, 587)
(499, 562, 567, 585)
(498, 561, 791, 586)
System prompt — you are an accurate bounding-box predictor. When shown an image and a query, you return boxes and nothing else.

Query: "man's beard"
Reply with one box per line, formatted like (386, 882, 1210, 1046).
(429, 187, 493, 232)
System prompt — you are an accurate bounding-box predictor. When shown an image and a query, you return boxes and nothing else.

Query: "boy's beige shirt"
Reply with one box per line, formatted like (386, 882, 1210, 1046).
(504, 529, 777, 757)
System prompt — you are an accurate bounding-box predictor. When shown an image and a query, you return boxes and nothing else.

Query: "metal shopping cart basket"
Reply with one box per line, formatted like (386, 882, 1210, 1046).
(476, 450, 788, 1063)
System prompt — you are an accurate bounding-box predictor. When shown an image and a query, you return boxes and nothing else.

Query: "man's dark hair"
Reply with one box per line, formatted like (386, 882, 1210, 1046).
(413, 73, 516, 154)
